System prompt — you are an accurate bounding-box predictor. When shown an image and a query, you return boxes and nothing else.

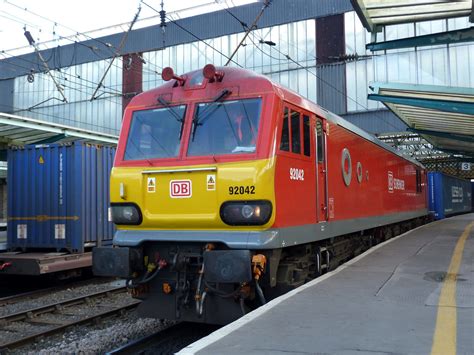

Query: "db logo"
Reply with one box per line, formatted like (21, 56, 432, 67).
(388, 171, 394, 193)
(170, 180, 192, 198)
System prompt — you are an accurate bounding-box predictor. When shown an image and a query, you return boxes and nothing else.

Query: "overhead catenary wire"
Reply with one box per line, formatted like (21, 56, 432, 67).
(1, 27, 160, 99)
(0, 3, 164, 80)
(0, 55, 126, 142)
(3, 0, 301, 83)
(3, 0, 460, 137)
(0, 49, 124, 97)
(2, 0, 218, 56)
(1, 43, 137, 97)
(140, 0, 243, 68)
(90, 5, 142, 101)
(0, 1, 253, 134)
(1, 47, 154, 114)
(4, 3, 386, 125)
(56, 36, 163, 82)
(0, 11, 41, 30)
(0, 50, 123, 112)
(24, 30, 68, 103)
(216, 0, 248, 29)
(225, 0, 271, 66)
(217, 3, 403, 132)
(215, 0, 318, 64)
(261, 39, 403, 132)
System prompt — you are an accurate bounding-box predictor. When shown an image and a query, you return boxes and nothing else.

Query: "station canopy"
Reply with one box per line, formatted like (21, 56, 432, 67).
(369, 83, 474, 156)
(350, 0, 473, 33)
(351, 0, 474, 158)
(0, 112, 118, 146)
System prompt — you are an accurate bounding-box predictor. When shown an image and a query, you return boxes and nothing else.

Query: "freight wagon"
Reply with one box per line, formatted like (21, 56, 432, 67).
(472, 181, 474, 211)
(0, 181, 6, 250)
(428, 172, 472, 220)
(0, 142, 115, 275)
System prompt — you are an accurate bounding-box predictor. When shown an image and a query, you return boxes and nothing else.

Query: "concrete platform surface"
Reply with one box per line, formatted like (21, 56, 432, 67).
(180, 214, 474, 355)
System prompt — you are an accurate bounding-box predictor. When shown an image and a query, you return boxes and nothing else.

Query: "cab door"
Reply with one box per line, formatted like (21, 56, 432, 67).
(316, 117, 328, 222)
(275, 104, 316, 227)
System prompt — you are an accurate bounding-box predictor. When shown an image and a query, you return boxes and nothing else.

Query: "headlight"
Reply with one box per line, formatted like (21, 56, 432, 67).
(220, 200, 272, 226)
(110, 203, 142, 225)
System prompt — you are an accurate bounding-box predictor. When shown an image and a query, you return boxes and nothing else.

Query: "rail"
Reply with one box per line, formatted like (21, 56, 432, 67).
(0, 286, 140, 351)
(106, 323, 219, 355)
(0, 277, 116, 307)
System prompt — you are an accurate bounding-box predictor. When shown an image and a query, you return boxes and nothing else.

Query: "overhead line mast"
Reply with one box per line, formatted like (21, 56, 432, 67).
(141, 0, 242, 67)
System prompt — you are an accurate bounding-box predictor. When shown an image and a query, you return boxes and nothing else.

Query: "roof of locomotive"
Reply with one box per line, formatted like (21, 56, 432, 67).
(268, 73, 424, 169)
(127, 66, 424, 169)
(129, 66, 276, 105)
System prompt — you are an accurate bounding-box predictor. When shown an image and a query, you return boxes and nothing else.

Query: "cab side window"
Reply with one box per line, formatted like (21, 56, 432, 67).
(316, 120, 325, 162)
(291, 110, 301, 154)
(279, 108, 290, 152)
(303, 115, 310, 157)
(279, 105, 311, 158)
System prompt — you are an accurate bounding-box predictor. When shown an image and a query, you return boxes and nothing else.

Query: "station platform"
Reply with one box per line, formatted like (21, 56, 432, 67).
(180, 214, 474, 355)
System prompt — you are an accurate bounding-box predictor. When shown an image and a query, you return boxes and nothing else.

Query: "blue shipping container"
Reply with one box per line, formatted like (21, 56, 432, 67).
(7, 142, 115, 253)
(472, 182, 474, 211)
(428, 172, 472, 220)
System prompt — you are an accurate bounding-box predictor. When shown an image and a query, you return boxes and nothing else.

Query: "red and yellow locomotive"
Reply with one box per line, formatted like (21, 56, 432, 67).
(94, 65, 428, 324)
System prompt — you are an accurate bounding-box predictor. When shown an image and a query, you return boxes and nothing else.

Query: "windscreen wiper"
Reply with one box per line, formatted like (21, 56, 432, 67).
(212, 89, 232, 103)
(157, 96, 186, 139)
(191, 89, 232, 141)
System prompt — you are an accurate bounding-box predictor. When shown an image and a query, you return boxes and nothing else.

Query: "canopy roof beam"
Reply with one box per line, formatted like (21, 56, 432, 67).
(0, 112, 118, 146)
(368, 93, 474, 115)
(407, 128, 474, 143)
(368, 82, 474, 156)
(350, 0, 472, 33)
(366, 27, 474, 51)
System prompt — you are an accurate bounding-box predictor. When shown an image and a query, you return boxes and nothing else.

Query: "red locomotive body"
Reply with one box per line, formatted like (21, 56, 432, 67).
(94, 66, 428, 324)
(272, 86, 427, 231)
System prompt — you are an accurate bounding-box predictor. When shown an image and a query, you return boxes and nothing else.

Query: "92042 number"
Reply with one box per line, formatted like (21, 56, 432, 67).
(229, 186, 256, 195)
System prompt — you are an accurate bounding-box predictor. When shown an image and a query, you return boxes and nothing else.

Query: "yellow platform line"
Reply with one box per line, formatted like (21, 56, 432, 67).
(431, 221, 473, 355)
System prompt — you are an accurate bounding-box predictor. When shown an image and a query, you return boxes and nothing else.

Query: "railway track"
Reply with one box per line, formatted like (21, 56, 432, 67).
(0, 277, 116, 307)
(107, 322, 219, 355)
(0, 286, 140, 351)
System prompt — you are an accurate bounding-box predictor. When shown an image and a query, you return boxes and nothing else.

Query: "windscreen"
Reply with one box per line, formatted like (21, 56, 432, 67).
(124, 105, 186, 160)
(188, 98, 262, 156)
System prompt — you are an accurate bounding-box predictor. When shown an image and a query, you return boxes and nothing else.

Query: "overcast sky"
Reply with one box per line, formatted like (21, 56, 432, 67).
(0, 0, 257, 55)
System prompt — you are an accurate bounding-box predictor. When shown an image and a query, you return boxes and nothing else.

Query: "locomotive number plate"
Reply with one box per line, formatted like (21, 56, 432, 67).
(228, 185, 256, 195)
(290, 168, 304, 181)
